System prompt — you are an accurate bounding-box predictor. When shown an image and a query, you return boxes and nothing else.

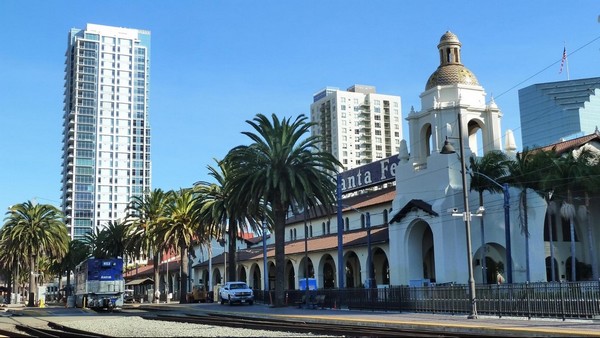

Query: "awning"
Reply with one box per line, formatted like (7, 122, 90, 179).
(125, 277, 154, 286)
(390, 199, 439, 224)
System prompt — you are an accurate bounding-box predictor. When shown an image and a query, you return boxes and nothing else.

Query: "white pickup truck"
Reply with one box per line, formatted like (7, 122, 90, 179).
(219, 281, 254, 305)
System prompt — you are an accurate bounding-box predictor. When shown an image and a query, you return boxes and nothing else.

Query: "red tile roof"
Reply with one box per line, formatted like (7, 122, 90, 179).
(536, 130, 600, 155)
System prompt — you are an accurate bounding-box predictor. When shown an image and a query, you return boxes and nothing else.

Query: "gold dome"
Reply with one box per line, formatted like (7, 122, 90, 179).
(425, 64, 480, 90)
(425, 31, 480, 90)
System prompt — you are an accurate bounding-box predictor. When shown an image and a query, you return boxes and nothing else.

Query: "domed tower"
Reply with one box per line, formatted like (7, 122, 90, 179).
(406, 31, 502, 167)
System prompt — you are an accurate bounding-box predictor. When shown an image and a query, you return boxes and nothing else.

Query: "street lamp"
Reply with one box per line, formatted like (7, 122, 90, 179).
(440, 110, 478, 319)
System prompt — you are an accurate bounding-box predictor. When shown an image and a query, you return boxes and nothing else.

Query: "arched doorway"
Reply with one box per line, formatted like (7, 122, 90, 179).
(475, 242, 506, 284)
(373, 248, 389, 286)
(212, 269, 221, 286)
(249, 263, 261, 290)
(238, 266, 247, 283)
(319, 254, 336, 289)
(545, 256, 559, 282)
(299, 257, 314, 279)
(345, 252, 361, 288)
(285, 260, 295, 290)
(406, 219, 434, 283)
(268, 262, 276, 290)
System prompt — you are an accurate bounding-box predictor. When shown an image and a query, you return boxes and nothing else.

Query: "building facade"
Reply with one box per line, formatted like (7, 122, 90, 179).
(310, 85, 403, 170)
(124, 32, 600, 298)
(61, 24, 152, 240)
(519, 77, 600, 148)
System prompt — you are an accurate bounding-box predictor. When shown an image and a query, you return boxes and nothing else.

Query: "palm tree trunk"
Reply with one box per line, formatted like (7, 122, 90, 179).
(520, 190, 531, 282)
(180, 245, 189, 304)
(569, 218, 576, 281)
(583, 195, 598, 280)
(66, 268, 71, 297)
(28, 254, 35, 307)
(153, 252, 160, 303)
(228, 220, 237, 281)
(568, 192, 577, 282)
(12, 260, 19, 304)
(273, 199, 286, 307)
(547, 200, 556, 282)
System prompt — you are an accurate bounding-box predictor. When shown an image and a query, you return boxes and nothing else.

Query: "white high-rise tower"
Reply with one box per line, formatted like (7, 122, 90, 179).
(61, 24, 151, 240)
(310, 85, 402, 170)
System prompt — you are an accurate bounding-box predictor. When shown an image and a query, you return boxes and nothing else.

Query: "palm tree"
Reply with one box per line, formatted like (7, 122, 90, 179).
(225, 113, 340, 307)
(60, 240, 90, 297)
(159, 189, 201, 303)
(576, 150, 600, 280)
(195, 159, 263, 282)
(82, 227, 103, 258)
(506, 149, 545, 282)
(97, 220, 129, 259)
(545, 148, 598, 281)
(530, 149, 561, 282)
(2, 201, 69, 306)
(0, 234, 27, 303)
(468, 150, 509, 284)
(126, 188, 172, 302)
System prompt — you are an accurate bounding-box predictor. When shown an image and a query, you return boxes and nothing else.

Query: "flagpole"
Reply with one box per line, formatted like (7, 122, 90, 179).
(564, 42, 570, 80)
(559, 44, 569, 80)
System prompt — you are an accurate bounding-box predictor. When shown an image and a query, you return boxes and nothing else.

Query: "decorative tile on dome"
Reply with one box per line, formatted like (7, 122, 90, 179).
(425, 65, 479, 90)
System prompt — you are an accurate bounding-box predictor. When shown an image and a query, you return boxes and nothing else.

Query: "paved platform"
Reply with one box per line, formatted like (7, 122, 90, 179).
(134, 302, 600, 337)
(5, 302, 599, 337)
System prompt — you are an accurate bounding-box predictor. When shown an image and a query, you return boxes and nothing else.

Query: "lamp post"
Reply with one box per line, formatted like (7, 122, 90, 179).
(303, 196, 310, 307)
(262, 218, 268, 292)
(336, 174, 344, 289)
(441, 110, 477, 319)
(365, 212, 375, 288)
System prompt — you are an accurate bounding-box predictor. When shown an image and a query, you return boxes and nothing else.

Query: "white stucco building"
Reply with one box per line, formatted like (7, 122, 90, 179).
(389, 31, 546, 285)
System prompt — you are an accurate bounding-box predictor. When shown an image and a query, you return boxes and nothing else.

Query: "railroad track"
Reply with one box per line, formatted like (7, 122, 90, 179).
(0, 322, 112, 338)
(143, 312, 506, 337)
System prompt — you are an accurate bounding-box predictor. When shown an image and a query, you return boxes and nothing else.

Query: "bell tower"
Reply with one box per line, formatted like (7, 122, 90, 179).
(406, 31, 503, 169)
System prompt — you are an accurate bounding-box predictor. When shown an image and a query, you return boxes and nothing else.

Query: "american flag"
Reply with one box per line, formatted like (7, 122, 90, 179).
(559, 47, 567, 74)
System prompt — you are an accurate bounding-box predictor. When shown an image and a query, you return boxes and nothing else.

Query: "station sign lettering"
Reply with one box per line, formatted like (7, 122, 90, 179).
(339, 155, 399, 193)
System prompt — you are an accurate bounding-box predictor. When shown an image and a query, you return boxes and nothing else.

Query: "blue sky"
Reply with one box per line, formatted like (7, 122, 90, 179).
(1, 1, 599, 211)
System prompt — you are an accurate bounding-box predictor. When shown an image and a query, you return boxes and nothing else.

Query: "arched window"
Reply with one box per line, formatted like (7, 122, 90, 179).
(322, 222, 326, 235)
(309, 225, 313, 237)
(289, 229, 293, 241)
(293, 228, 297, 240)
(383, 209, 388, 225)
(361, 214, 365, 229)
(327, 220, 331, 234)
(345, 217, 349, 232)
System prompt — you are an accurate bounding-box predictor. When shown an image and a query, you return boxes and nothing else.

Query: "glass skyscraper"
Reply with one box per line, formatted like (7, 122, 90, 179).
(519, 77, 600, 148)
(61, 24, 151, 240)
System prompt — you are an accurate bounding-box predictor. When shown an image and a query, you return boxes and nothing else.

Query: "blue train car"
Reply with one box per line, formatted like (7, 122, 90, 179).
(74, 257, 125, 310)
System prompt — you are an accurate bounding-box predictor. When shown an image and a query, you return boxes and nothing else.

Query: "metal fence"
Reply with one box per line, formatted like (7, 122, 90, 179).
(256, 281, 600, 320)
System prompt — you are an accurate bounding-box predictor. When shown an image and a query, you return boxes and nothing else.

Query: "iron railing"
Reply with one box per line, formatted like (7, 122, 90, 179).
(255, 281, 600, 320)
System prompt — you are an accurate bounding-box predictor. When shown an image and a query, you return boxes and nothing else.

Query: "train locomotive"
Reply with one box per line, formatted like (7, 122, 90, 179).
(74, 257, 125, 310)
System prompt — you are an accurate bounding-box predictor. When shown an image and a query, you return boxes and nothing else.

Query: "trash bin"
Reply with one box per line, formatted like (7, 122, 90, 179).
(66, 296, 75, 308)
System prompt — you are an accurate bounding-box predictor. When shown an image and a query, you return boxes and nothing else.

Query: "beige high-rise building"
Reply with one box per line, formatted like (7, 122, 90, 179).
(310, 85, 402, 170)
